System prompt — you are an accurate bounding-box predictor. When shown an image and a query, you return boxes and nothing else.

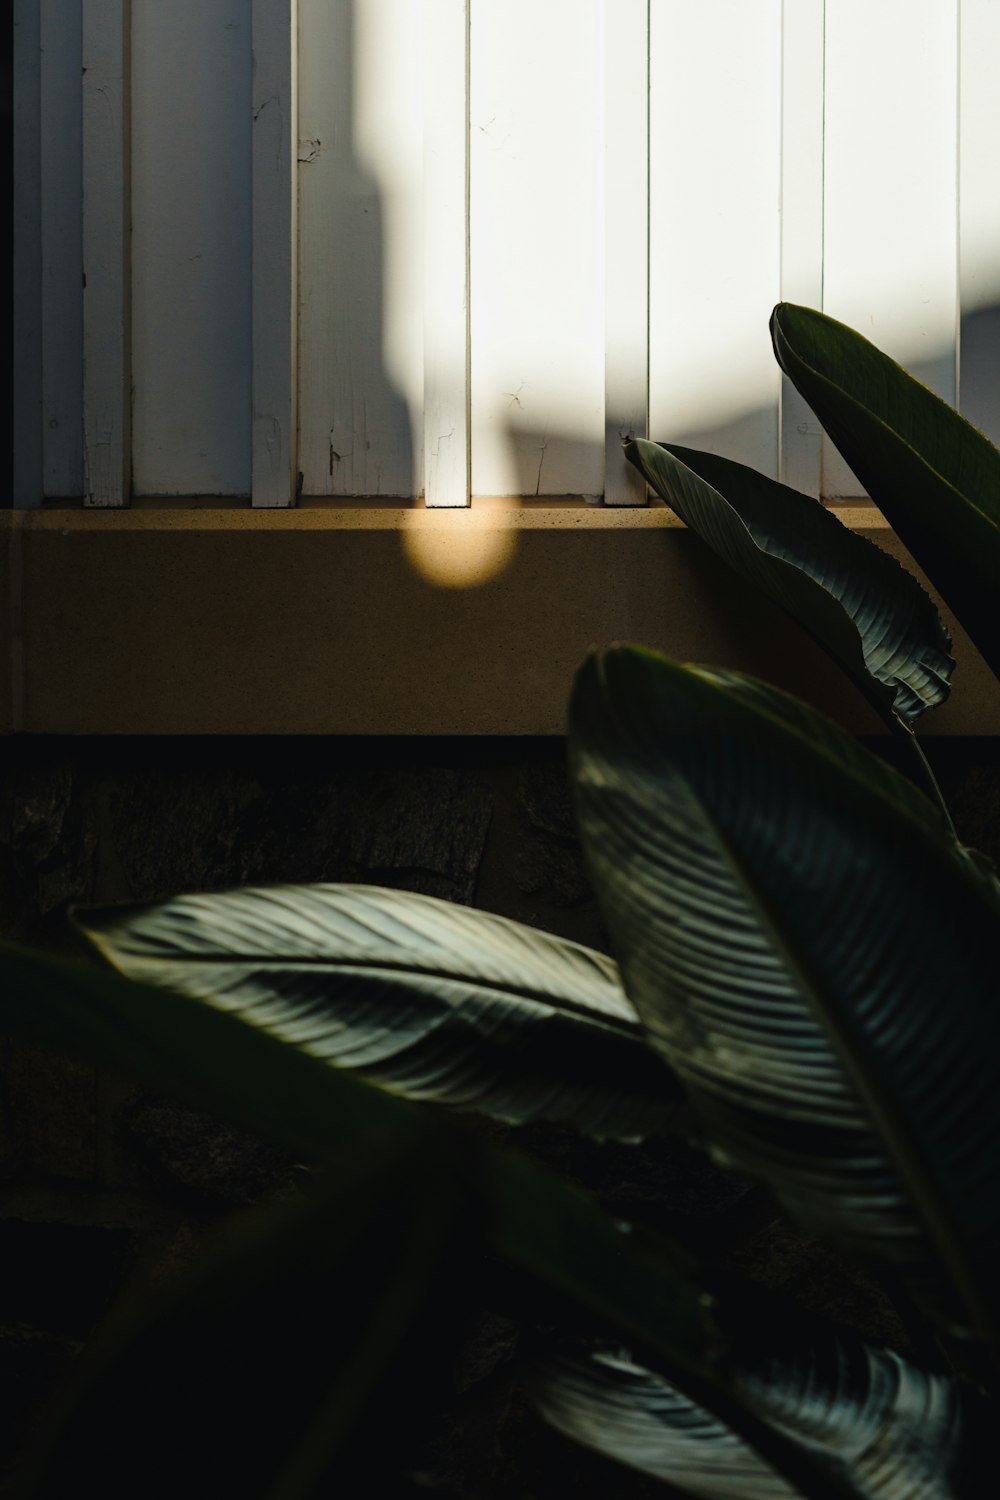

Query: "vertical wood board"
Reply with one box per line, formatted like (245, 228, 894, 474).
(604, 0, 649, 506)
(131, 0, 252, 496)
(40, 1, 84, 499)
(470, 0, 604, 498)
(423, 0, 469, 506)
(13, 0, 43, 508)
(779, 0, 824, 496)
(252, 0, 298, 507)
(822, 0, 958, 496)
(297, 0, 422, 498)
(649, 0, 783, 478)
(82, 0, 131, 507)
(959, 0, 1000, 447)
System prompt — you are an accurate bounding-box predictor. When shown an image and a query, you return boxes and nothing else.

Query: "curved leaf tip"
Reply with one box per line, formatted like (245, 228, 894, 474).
(623, 435, 954, 730)
(769, 301, 1000, 683)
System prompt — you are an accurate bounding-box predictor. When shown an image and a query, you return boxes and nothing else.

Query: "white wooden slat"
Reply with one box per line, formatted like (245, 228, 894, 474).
(297, 0, 422, 499)
(40, 2, 84, 499)
(604, 0, 648, 507)
(470, 0, 604, 499)
(959, 0, 1000, 448)
(822, 0, 959, 497)
(649, 1, 783, 478)
(13, 0, 43, 508)
(252, 0, 298, 508)
(296, 0, 351, 497)
(779, 0, 824, 497)
(131, 1, 251, 497)
(82, 0, 131, 507)
(424, 0, 470, 506)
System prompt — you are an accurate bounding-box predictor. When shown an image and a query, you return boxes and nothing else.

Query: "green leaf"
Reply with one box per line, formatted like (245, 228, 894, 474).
(22, 1134, 478, 1500)
(0, 940, 861, 1500)
(771, 302, 1000, 682)
(569, 646, 1000, 1358)
(527, 1320, 981, 1500)
(72, 883, 677, 1143)
(624, 437, 953, 727)
(0, 938, 405, 1157)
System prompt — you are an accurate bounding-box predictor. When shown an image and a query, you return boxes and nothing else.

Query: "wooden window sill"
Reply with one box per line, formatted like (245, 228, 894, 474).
(3, 500, 998, 736)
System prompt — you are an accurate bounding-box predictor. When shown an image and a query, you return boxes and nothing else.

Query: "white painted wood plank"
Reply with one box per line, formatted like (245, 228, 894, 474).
(959, 0, 1000, 448)
(423, 0, 469, 507)
(297, 0, 422, 498)
(649, 1, 783, 478)
(604, 0, 648, 507)
(40, 2, 84, 499)
(470, 0, 604, 498)
(13, 0, 43, 508)
(252, 0, 298, 508)
(779, 0, 824, 497)
(131, 1, 251, 496)
(822, 0, 958, 496)
(296, 0, 351, 497)
(82, 0, 131, 507)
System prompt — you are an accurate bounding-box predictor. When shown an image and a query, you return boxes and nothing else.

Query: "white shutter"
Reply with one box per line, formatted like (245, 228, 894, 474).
(15, 1, 999, 505)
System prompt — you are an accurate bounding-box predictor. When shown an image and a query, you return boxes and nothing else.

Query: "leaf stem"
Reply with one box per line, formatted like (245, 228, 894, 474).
(890, 718, 958, 840)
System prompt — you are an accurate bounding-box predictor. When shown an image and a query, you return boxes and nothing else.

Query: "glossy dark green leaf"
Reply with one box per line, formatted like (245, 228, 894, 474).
(624, 437, 953, 727)
(0, 940, 859, 1500)
(23, 1134, 476, 1499)
(72, 883, 676, 1143)
(528, 1320, 981, 1500)
(771, 302, 1000, 681)
(569, 646, 1000, 1357)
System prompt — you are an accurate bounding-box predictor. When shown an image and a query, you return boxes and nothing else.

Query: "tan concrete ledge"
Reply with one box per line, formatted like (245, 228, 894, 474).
(3, 499, 999, 736)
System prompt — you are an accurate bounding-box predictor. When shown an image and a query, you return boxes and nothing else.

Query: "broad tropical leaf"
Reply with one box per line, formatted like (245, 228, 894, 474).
(569, 646, 1000, 1356)
(72, 884, 676, 1143)
(0, 940, 859, 1500)
(527, 1321, 980, 1500)
(24, 1134, 477, 1499)
(771, 303, 1000, 682)
(624, 437, 953, 727)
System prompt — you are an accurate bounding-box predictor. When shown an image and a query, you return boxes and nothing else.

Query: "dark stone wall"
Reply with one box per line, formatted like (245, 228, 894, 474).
(2, 735, 999, 1495)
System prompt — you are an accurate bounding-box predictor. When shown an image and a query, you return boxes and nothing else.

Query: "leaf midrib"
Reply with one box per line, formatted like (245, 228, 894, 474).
(89, 941, 644, 1037)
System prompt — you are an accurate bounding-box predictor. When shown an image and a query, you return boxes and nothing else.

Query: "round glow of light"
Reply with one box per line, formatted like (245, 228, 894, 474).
(401, 510, 518, 589)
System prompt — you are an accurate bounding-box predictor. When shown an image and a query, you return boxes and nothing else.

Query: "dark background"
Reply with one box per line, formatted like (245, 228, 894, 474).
(2, 732, 999, 1494)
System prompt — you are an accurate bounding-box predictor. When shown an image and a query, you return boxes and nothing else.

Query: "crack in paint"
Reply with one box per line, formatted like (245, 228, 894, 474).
(535, 436, 549, 496)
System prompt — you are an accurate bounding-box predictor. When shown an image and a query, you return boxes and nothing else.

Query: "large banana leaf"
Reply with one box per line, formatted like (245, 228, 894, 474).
(527, 1319, 980, 1500)
(569, 646, 1000, 1358)
(0, 940, 862, 1500)
(72, 883, 676, 1142)
(623, 437, 953, 728)
(23, 1134, 477, 1499)
(771, 303, 1000, 682)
